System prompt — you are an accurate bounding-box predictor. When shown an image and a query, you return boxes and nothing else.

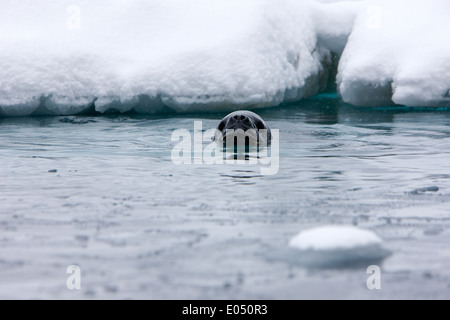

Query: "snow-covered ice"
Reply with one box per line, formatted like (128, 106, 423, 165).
(0, 0, 329, 116)
(0, 0, 449, 116)
(288, 225, 391, 268)
(337, 0, 450, 107)
(289, 225, 382, 250)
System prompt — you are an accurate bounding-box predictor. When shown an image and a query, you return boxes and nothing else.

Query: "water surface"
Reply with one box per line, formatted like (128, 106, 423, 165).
(1, 95, 450, 299)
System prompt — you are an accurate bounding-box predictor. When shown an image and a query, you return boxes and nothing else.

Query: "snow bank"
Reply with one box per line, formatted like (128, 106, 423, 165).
(337, 0, 450, 107)
(288, 225, 390, 268)
(0, 0, 329, 116)
(0, 0, 448, 116)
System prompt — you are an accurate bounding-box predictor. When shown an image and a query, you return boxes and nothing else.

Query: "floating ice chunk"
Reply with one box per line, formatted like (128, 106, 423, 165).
(288, 225, 390, 268)
(289, 225, 382, 250)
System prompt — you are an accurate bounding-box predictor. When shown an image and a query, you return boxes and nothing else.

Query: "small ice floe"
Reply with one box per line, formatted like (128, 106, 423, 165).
(286, 225, 391, 269)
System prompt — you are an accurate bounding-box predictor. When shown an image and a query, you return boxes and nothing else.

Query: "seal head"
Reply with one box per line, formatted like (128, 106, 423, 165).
(215, 110, 271, 147)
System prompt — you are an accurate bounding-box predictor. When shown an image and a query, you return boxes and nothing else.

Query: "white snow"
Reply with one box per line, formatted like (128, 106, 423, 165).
(337, 0, 450, 107)
(312, 1, 363, 55)
(0, 0, 329, 116)
(289, 225, 382, 250)
(0, 0, 449, 116)
(288, 225, 390, 268)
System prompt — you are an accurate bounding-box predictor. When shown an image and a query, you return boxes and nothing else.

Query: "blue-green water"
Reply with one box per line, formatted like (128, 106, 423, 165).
(1, 95, 450, 299)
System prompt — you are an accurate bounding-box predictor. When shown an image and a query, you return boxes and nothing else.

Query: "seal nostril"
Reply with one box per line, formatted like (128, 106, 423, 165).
(233, 115, 246, 121)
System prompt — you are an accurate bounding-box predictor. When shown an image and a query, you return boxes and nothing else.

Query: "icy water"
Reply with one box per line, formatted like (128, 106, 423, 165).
(2, 95, 450, 299)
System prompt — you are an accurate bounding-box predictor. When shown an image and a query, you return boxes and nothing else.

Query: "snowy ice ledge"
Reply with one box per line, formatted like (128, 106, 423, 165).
(1, 0, 449, 117)
(0, 0, 332, 116)
(337, 0, 450, 107)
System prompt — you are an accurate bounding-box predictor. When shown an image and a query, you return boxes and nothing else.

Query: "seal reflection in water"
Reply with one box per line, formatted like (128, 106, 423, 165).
(214, 110, 271, 152)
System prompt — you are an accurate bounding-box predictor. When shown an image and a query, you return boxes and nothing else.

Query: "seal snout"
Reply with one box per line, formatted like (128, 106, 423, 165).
(232, 114, 248, 121)
(226, 113, 253, 130)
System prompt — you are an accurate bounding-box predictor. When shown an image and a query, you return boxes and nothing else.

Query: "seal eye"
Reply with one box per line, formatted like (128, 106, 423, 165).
(217, 120, 226, 132)
(254, 118, 266, 130)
